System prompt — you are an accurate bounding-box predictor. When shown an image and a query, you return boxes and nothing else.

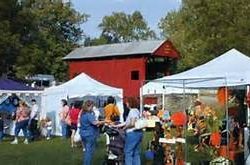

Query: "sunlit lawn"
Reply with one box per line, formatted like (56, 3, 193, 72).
(0, 131, 229, 165)
(0, 131, 153, 165)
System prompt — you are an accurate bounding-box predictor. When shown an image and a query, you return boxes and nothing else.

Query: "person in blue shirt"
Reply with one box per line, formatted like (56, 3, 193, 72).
(79, 100, 105, 165)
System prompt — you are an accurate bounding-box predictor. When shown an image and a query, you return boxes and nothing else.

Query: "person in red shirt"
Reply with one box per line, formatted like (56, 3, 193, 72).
(68, 101, 81, 148)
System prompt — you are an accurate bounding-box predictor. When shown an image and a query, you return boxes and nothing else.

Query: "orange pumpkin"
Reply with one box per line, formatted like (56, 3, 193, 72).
(170, 112, 187, 126)
(217, 87, 230, 106)
(210, 132, 221, 146)
(176, 159, 184, 165)
(219, 145, 227, 157)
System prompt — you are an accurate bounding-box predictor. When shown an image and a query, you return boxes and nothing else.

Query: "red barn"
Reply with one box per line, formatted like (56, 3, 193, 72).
(63, 40, 179, 99)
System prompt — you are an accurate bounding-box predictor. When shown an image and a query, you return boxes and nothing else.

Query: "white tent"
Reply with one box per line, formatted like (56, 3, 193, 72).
(141, 48, 250, 164)
(142, 82, 199, 96)
(145, 48, 250, 88)
(41, 73, 123, 135)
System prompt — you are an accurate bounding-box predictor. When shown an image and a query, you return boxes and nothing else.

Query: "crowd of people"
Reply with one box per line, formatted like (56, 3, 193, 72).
(0, 94, 248, 164)
(57, 96, 143, 165)
(0, 96, 144, 165)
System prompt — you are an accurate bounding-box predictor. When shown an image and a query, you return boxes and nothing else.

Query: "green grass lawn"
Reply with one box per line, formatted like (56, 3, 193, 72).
(0, 131, 223, 165)
(0, 131, 153, 165)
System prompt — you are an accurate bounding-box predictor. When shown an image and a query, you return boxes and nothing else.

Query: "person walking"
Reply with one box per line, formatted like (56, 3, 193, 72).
(11, 101, 31, 144)
(123, 99, 143, 165)
(59, 99, 69, 138)
(28, 99, 39, 141)
(68, 101, 81, 148)
(79, 100, 105, 165)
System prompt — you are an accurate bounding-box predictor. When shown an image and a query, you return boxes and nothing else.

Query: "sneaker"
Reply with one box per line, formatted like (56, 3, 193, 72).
(46, 137, 50, 140)
(23, 139, 29, 144)
(82, 147, 85, 152)
(11, 139, 18, 144)
(108, 152, 118, 160)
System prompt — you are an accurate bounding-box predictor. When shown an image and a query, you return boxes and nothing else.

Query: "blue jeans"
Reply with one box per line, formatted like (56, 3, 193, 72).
(0, 131, 3, 141)
(61, 121, 68, 138)
(124, 131, 143, 165)
(15, 119, 29, 138)
(28, 119, 38, 140)
(81, 135, 97, 165)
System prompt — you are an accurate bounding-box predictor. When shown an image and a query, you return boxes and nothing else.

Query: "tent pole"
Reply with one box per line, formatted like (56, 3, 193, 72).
(183, 80, 188, 164)
(162, 86, 165, 110)
(224, 79, 229, 160)
(139, 80, 144, 117)
(247, 85, 250, 126)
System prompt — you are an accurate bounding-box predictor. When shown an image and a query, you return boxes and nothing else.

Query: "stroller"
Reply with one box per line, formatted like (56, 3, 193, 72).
(103, 125, 125, 165)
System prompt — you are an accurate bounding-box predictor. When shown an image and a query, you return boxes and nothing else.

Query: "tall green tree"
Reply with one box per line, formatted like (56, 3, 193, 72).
(159, 0, 250, 72)
(0, 1, 21, 76)
(15, 0, 88, 81)
(97, 11, 156, 44)
(0, 0, 88, 81)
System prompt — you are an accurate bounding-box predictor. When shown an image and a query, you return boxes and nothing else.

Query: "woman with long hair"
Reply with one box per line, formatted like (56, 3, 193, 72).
(11, 101, 31, 144)
(123, 98, 143, 165)
(59, 99, 69, 138)
(112, 98, 143, 165)
(79, 100, 105, 165)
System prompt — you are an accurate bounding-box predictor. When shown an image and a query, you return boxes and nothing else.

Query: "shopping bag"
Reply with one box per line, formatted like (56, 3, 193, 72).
(73, 128, 81, 142)
(135, 118, 147, 130)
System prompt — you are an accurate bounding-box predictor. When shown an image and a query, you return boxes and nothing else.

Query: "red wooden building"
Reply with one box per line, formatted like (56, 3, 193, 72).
(63, 40, 179, 99)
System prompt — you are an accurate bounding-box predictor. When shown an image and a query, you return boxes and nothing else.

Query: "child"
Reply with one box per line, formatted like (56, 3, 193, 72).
(45, 117, 52, 140)
(0, 114, 3, 142)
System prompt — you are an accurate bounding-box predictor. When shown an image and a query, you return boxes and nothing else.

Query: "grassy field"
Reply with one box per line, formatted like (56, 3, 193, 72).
(0, 131, 153, 165)
(1, 131, 233, 165)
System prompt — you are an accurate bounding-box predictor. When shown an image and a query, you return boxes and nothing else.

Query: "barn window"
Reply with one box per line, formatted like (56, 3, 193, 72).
(131, 71, 139, 80)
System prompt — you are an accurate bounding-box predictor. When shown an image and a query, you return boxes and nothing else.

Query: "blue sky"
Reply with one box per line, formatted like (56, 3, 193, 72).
(71, 0, 181, 38)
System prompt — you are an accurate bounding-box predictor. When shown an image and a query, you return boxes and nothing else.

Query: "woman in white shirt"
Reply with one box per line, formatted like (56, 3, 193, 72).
(115, 98, 143, 165)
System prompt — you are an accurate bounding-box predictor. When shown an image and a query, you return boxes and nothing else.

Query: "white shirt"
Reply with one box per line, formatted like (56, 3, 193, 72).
(93, 106, 100, 120)
(30, 104, 39, 120)
(125, 108, 140, 133)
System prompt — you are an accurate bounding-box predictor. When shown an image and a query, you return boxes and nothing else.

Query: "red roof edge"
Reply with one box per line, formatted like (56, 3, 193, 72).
(152, 40, 180, 59)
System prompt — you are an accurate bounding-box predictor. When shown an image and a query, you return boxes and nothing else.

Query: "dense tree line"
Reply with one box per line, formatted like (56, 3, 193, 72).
(0, 1, 156, 81)
(159, 0, 250, 72)
(0, 0, 87, 81)
(2, 0, 250, 81)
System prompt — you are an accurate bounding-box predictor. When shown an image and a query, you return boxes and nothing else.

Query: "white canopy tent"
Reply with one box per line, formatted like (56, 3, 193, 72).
(151, 48, 250, 88)
(141, 48, 250, 125)
(41, 73, 123, 135)
(141, 48, 250, 102)
(141, 48, 250, 108)
(141, 48, 250, 163)
(142, 82, 199, 96)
